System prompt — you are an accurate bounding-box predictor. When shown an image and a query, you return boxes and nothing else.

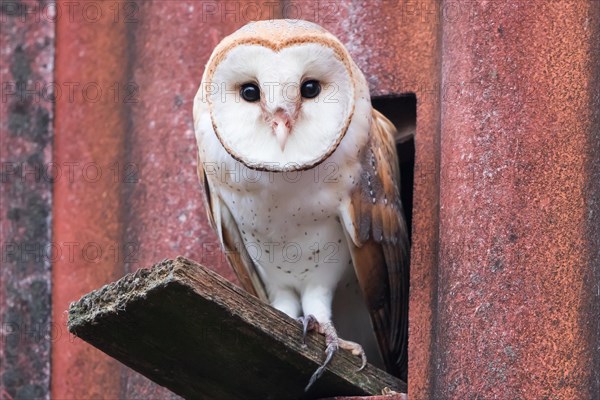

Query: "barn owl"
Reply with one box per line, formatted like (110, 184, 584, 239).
(193, 19, 409, 390)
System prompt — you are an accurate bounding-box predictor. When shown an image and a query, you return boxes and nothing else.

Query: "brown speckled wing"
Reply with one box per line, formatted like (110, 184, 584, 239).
(197, 155, 269, 302)
(343, 109, 410, 379)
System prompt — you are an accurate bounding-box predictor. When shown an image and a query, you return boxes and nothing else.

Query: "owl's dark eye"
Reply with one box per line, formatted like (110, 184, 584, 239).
(240, 83, 260, 102)
(300, 80, 321, 99)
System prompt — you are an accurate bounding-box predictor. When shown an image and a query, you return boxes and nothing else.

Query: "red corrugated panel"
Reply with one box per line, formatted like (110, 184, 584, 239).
(52, 1, 129, 397)
(437, 0, 600, 398)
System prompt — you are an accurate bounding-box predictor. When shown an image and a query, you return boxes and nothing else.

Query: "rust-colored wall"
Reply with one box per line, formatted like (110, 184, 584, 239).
(2, 0, 599, 399)
(52, 1, 129, 398)
(437, 0, 600, 398)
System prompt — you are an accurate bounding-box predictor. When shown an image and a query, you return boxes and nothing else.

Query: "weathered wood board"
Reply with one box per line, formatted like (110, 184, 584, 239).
(68, 256, 406, 399)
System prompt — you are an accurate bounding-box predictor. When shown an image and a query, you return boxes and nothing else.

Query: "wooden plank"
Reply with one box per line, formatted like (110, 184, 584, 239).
(67, 257, 406, 399)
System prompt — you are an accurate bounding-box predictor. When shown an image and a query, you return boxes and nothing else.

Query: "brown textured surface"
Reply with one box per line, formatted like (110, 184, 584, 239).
(0, 1, 54, 398)
(438, 0, 600, 398)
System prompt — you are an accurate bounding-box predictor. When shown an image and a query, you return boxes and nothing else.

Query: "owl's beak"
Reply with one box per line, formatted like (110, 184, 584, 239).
(272, 111, 292, 151)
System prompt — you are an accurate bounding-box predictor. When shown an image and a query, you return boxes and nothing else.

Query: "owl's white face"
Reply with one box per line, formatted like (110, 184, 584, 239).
(206, 43, 354, 172)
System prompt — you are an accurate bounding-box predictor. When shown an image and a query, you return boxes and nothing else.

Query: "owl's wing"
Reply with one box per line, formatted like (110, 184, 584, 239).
(339, 109, 410, 379)
(197, 156, 269, 302)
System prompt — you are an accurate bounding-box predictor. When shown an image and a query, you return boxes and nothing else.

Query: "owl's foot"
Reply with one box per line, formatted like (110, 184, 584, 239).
(304, 320, 367, 392)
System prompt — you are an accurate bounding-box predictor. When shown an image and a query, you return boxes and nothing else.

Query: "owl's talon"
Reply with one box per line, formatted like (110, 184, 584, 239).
(358, 354, 367, 371)
(298, 314, 319, 344)
(305, 321, 366, 392)
(297, 314, 318, 346)
(339, 339, 367, 371)
(305, 340, 338, 392)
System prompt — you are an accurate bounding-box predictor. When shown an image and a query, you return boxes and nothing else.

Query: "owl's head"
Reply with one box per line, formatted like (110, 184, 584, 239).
(195, 20, 360, 172)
